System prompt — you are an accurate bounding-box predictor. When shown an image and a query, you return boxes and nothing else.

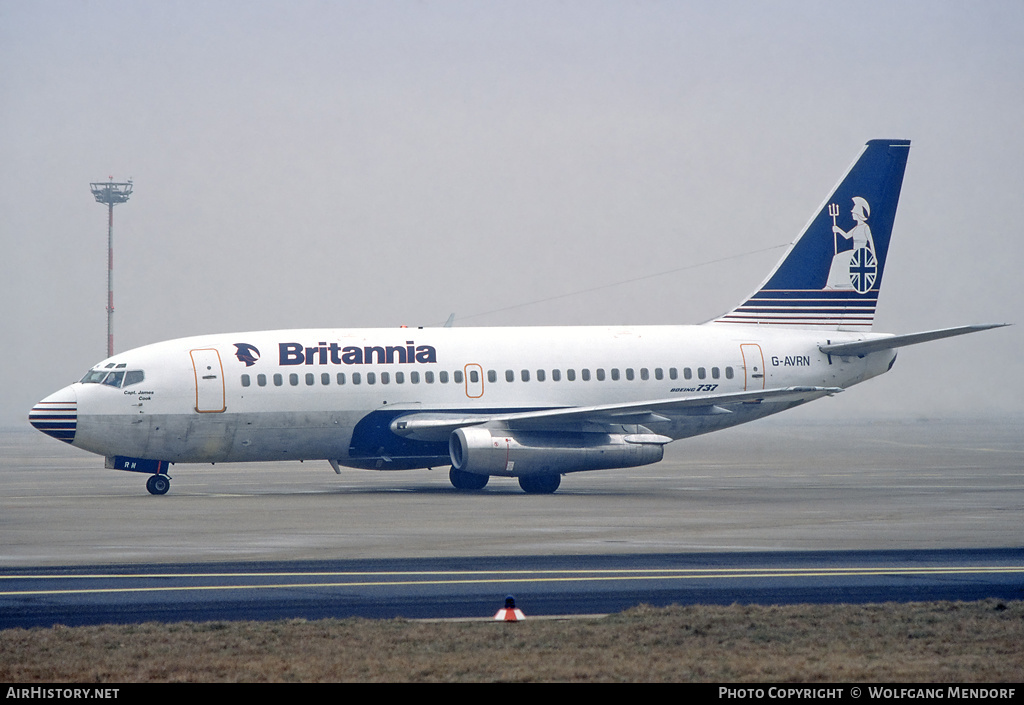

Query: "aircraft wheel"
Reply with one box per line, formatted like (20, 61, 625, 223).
(519, 474, 560, 494)
(449, 467, 489, 490)
(146, 474, 170, 495)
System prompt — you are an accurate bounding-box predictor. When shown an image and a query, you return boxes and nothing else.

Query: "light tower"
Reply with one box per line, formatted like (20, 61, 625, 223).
(90, 177, 133, 358)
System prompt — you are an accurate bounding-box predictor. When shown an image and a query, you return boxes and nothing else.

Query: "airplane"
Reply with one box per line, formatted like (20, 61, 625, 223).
(30, 139, 1007, 495)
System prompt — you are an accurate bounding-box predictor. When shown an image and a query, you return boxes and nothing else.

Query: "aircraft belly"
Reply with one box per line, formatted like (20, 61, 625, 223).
(74, 414, 160, 459)
(77, 411, 361, 463)
(224, 410, 361, 461)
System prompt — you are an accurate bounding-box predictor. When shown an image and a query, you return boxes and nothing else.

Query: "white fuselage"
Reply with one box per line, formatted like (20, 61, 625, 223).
(41, 323, 895, 470)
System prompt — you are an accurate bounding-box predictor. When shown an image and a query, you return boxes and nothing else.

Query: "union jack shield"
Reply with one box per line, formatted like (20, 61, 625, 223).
(849, 247, 877, 293)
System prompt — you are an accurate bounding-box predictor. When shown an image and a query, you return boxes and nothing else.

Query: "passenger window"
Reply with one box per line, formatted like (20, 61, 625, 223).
(487, 370, 496, 383)
(352, 373, 361, 385)
(654, 368, 663, 380)
(411, 371, 420, 384)
(439, 371, 449, 383)
(567, 369, 576, 381)
(381, 372, 390, 384)
(241, 375, 251, 387)
(290, 374, 299, 386)
(425, 371, 434, 383)
(469, 370, 479, 383)
(551, 369, 561, 382)
(536, 369, 546, 382)
(305, 373, 315, 386)
(582, 369, 591, 381)
(396, 372, 404, 384)
(521, 369, 530, 382)
(640, 368, 649, 381)
(367, 372, 376, 385)
(258, 374, 267, 387)
(684, 368, 692, 380)
(625, 368, 634, 381)
(322, 373, 330, 385)
(337, 373, 346, 385)
(712, 367, 720, 379)
(274, 374, 283, 386)
(725, 367, 734, 379)
(596, 369, 606, 381)
(454, 370, 463, 384)
(506, 370, 515, 382)
(698, 367, 706, 380)
(611, 368, 620, 381)
(669, 368, 678, 380)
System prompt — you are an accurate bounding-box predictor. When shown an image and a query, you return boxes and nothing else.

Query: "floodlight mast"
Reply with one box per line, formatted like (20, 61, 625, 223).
(90, 178, 133, 358)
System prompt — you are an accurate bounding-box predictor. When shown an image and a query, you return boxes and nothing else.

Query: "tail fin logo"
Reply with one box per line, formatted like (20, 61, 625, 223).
(711, 139, 911, 330)
(825, 196, 877, 293)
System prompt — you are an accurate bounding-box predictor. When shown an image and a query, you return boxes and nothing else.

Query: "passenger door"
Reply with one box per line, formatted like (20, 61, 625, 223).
(190, 348, 226, 412)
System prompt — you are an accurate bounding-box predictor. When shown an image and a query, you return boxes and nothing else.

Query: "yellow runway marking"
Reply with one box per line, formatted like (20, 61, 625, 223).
(2, 566, 1022, 598)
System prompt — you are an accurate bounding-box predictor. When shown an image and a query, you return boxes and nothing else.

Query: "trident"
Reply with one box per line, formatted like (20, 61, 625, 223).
(828, 203, 840, 253)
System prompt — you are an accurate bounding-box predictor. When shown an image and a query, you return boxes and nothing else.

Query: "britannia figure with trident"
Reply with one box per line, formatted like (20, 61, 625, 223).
(824, 196, 877, 292)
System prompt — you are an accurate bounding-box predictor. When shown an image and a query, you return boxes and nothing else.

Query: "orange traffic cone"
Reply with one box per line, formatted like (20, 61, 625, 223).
(494, 594, 525, 621)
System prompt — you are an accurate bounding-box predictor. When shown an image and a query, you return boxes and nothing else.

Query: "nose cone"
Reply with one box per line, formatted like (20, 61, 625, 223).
(29, 386, 78, 444)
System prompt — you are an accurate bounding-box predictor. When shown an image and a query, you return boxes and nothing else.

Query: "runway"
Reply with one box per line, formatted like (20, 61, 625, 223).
(2, 550, 1022, 628)
(2, 417, 1022, 627)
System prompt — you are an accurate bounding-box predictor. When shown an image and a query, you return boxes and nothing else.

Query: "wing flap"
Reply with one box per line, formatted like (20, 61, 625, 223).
(389, 386, 842, 441)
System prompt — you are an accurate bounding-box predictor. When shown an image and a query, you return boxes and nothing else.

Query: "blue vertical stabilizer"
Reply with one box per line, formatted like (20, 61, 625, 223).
(714, 139, 910, 330)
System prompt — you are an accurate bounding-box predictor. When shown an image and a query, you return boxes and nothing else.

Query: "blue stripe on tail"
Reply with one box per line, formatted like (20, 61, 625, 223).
(714, 139, 910, 330)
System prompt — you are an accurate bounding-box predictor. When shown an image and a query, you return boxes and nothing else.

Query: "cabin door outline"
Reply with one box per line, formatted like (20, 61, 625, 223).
(740, 343, 766, 391)
(190, 348, 226, 413)
(464, 363, 484, 399)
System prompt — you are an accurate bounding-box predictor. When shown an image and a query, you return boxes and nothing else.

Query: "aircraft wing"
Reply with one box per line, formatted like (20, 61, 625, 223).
(389, 386, 842, 441)
(818, 324, 1009, 358)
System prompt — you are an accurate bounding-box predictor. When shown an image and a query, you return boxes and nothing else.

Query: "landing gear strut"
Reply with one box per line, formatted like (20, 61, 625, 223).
(449, 467, 489, 490)
(146, 474, 171, 495)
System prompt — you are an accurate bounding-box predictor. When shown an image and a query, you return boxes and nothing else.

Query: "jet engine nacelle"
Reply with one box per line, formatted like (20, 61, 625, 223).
(449, 426, 667, 477)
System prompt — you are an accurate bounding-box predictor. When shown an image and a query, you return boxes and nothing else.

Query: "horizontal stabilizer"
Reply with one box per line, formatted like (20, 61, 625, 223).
(819, 324, 1009, 357)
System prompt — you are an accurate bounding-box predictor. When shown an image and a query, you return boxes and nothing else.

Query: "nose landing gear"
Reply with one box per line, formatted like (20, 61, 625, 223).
(107, 456, 172, 495)
(145, 473, 171, 495)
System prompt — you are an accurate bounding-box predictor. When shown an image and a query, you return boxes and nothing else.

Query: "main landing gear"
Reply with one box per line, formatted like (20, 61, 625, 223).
(518, 474, 561, 494)
(449, 467, 489, 490)
(146, 474, 171, 495)
(448, 467, 562, 494)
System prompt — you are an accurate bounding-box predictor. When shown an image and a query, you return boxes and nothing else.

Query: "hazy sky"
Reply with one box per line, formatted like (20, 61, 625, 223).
(3, 1, 1022, 429)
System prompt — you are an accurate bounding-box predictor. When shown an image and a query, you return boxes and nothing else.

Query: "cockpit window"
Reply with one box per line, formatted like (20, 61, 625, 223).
(102, 371, 125, 388)
(80, 368, 145, 387)
(123, 370, 145, 387)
